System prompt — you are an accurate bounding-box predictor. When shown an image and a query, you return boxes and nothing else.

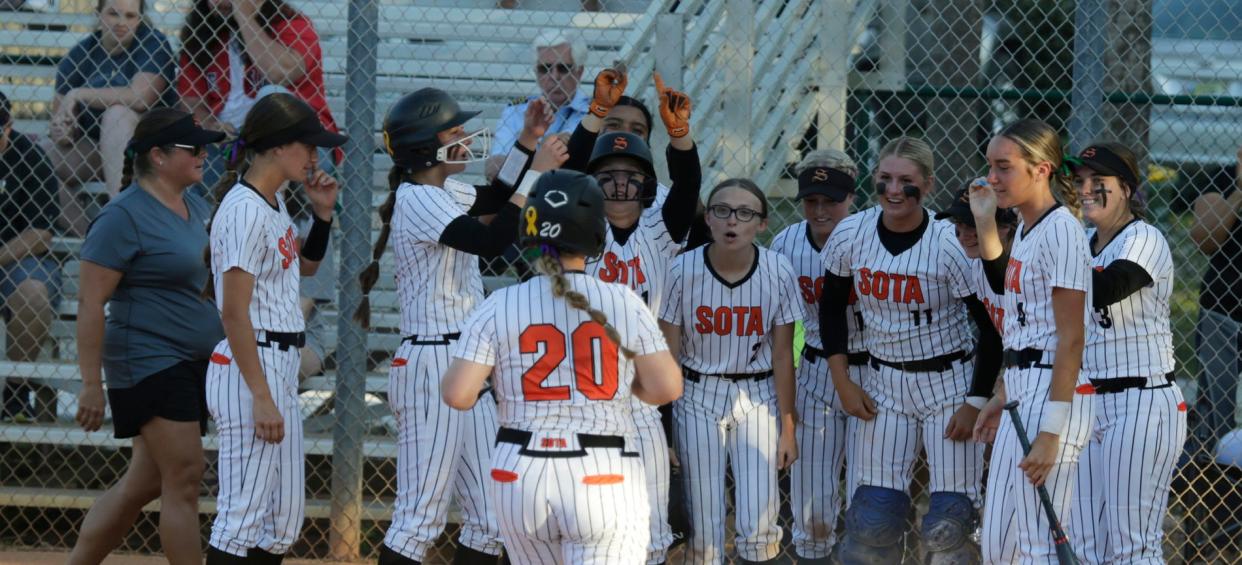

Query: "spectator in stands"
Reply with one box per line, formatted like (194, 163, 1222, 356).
(486, 30, 591, 180)
(46, 0, 177, 236)
(70, 108, 225, 565)
(0, 90, 61, 423)
(178, 0, 339, 190)
(1188, 145, 1242, 456)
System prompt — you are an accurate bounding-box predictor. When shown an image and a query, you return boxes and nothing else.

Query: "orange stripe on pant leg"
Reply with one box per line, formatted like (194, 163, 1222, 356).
(210, 353, 231, 365)
(391, 358, 408, 368)
(1075, 383, 1096, 395)
(491, 469, 518, 483)
(582, 474, 624, 485)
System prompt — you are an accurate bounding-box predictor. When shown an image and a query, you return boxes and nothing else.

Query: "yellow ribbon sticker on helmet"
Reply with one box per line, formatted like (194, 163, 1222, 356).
(524, 206, 538, 236)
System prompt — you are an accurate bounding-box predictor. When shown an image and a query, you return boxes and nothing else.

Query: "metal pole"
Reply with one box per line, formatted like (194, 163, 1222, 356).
(721, 0, 754, 179)
(817, 0, 855, 151)
(1068, 0, 1106, 152)
(329, 0, 378, 558)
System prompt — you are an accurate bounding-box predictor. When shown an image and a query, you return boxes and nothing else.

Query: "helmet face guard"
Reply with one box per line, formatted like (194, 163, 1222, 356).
(434, 128, 492, 165)
(593, 169, 657, 204)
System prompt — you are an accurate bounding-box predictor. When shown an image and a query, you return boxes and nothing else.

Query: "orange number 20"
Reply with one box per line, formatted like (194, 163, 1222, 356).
(519, 322, 620, 402)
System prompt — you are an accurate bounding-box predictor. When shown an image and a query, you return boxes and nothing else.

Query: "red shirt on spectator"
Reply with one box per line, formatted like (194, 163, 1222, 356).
(177, 14, 338, 138)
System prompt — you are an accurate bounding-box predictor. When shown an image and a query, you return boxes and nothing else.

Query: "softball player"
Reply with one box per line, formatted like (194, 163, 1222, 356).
(769, 150, 864, 561)
(970, 119, 1094, 564)
(820, 137, 1001, 564)
(573, 67, 701, 565)
(659, 178, 800, 565)
(1067, 143, 1186, 564)
(202, 93, 346, 564)
(934, 186, 1019, 337)
(440, 170, 683, 565)
(359, 87, 567, 565)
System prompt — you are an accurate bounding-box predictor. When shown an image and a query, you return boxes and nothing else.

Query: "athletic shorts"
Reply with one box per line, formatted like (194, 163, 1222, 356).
(107, 359, 209, 439)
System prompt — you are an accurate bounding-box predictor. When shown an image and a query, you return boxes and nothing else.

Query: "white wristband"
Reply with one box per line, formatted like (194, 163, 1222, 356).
(515, 170, 542, 197)
(1038, 400, 1071, 436)
(965, 396, 988, 410)
(496, 145, 532, 188)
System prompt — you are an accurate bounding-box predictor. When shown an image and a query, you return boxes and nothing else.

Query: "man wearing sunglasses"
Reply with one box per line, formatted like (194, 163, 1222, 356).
(0, 90, 62, 423)
(486, 30, 591, 180)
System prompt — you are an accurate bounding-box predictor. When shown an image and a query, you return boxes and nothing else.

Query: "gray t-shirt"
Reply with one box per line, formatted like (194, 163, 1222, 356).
(81, 186, 225, 388)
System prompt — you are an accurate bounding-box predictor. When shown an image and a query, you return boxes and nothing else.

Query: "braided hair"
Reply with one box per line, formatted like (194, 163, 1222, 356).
(532, 250, 635, 360)
(354, 166, 410, 328)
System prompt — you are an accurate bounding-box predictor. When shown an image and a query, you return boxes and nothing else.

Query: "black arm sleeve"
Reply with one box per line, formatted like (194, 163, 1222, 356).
(964, 294, 1003, 398)
(468, 180, 518, 217)
(685, 213, 712, 250)
(818, 272, 854, 356)
(563, 123, 599, 173)
(981, 251, 1009, 295)
(661, 142, 702, 244)
(437, 203, 523, 259)
(1092, 259, 1153, 308)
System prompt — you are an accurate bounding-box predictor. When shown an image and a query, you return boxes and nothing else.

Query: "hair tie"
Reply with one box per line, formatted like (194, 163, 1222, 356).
(124, 148, 136, 160)
(228, 138, 245, 164)
(1059, 155, 1083, 178)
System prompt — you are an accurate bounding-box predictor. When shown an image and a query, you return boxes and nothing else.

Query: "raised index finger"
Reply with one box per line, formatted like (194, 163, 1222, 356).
(653, 71, 667, 94)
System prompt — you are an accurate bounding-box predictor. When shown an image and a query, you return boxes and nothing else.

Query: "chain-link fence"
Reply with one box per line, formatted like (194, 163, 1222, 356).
(0, 0, 1240, 562)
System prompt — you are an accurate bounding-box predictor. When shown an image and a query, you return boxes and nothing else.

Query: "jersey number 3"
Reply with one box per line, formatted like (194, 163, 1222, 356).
(520, 322, 620, 401)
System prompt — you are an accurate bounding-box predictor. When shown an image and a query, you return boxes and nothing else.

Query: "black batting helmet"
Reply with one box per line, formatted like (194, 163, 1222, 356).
(383, 88, 478, 170)
(519, 170, 608, 258)
(587, 131, 659, 207)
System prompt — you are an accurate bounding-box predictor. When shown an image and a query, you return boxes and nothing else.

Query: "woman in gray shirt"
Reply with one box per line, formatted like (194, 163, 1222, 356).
(69, 108, 224, 565)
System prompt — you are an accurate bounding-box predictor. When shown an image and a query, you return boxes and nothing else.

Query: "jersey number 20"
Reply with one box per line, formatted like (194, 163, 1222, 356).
(520, 322, 620, 401)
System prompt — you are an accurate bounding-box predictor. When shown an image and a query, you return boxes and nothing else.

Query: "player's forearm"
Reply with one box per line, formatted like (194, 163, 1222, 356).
(222, 311, 274, 401)
(76, 301, 106, 388)
(0, 229, 51, 268)
(826, 354, 853, 391)
(975, 215, 1004, 262)
(658, 321, 682, 362)
(69, 82, 160, 112)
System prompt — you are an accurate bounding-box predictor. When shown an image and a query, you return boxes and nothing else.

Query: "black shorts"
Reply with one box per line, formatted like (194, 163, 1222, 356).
(107, 359, 209, 439)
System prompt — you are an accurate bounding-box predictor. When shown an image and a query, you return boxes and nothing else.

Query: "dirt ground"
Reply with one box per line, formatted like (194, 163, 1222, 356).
(0, 551, 362, 564)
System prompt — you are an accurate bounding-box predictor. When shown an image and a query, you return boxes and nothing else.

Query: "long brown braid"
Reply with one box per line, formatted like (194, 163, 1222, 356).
(354, 166, 407, 328)
(533, 253, 636, 360)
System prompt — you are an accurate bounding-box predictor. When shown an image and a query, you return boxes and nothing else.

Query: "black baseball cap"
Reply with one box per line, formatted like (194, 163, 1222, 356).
(1070, 145, 1139, 189)
(125, 113, 226, 154)
(935, 187, 1017, 227)
(251, 114, 348, 151)
(796, 166, 855, 202)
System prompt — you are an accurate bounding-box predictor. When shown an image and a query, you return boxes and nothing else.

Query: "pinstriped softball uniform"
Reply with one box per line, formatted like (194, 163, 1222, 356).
(771, 220, 860, 558)
(452, 274, 666, 564)
(1083, 221, 1175, 379)
(1071, 219, 1186, 564)
(382, 179, 501, 561)
(821, 207, 975, 362)
(205, 182, 305, 556)
(584, 189, 682, 564)
(659, 246, 800, 564)
(822, 208, 984, 508)
(210, 182, 304, 332)
(973, 259, 1005, 334)
(455, 274, 666, 434)
(981, 205, 1095, 564)
(658, 246, 801, 375)
(391, 181, 485, 336)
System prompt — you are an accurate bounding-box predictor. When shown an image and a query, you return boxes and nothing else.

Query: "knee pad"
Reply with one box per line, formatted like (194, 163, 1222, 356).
(838, 486, 911, 565)
(378, 544, 421, 565)
(921, 492, 981, 565)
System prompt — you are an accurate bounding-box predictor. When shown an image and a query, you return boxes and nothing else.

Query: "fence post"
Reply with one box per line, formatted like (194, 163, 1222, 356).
(817, 0, 857, 151)
(329, 0, 378, 558)
(1068, 0, 1106, 152)
(720, 0, 754, 179)
(650, 12, 684, 188)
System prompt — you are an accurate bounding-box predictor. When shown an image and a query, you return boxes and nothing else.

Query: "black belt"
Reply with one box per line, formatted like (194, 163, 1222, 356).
(495, 427, 637, 458)
(801, 346, 871, 367)
(1003, 348, 1053, 370)
(257, 331, 305, 351)
(870, 350, 970, 373)
(402, 332, 461, 346)
(1088, 373, 1175, 394)
(683, 368, 774, 383)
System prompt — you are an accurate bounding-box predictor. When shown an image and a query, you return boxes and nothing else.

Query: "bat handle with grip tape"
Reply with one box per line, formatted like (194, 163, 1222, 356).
(1004, 400, 1080, 565)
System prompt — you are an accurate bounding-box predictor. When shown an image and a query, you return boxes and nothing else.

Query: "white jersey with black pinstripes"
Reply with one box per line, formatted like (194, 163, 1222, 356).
(584, 191, 682, 312)
(453, 273, 668, 436)
(391, 181, 485, 336)
(1083, 220, 1175, 379)
(973, 259, 1006, 335)
(1002, 205, 1092, 350)
(822, 207, 974, 362)
(658, 245, 801, 374)
(771, 221, 864, 352)
(210, 181, 304, 332)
